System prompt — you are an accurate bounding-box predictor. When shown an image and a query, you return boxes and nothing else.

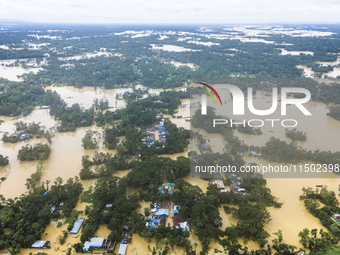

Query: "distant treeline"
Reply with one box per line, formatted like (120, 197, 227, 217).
(0, 49, 44, 60)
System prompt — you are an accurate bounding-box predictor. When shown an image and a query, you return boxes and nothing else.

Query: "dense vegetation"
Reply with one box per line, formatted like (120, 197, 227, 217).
(79, 149, 132, 180)
(285, 128, 307, 141)
(43, 90, 95, 131)
(300, 186, 340, 243)
(319, 83, 340, 105)
(0, 177, 82, 254)
(82, 130, 99, 149)
(17, 143, 51, 161)
(261, 137, 340, 165)
(0, 49, 44, 60)
(0, 79, 45, 116)
(328, 105, 340, 121)
(79, 178, 140, 244)
(298, 228, 337, 253)
(2, 121, 52, 143)
(0, 154, 9, 166)
(78, 154, 285, 254)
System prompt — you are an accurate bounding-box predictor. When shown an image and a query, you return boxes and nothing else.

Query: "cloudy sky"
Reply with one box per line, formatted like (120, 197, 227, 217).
(0, 0, 339, 24)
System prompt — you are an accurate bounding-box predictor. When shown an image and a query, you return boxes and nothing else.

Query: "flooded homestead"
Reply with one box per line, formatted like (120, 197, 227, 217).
(0, 84, 339, 254)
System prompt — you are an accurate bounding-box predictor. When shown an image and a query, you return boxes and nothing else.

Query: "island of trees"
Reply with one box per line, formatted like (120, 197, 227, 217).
(17, 143, 51, 161)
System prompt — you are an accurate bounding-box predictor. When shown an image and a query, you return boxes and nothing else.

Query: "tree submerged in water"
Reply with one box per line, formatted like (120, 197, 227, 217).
(285, 128, 307, 141)
(0, 154, 9, 166)
(328, 105, 340, 121)
(82, 130, 99, 149)
(17, 143, 51, 161)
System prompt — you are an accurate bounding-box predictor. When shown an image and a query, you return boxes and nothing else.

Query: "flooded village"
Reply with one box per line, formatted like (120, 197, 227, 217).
(0, 24, 340, 255)
(0, 84, 338, 254)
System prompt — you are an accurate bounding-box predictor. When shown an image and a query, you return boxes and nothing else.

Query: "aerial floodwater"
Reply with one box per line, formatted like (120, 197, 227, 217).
(0, 24, 340, 255)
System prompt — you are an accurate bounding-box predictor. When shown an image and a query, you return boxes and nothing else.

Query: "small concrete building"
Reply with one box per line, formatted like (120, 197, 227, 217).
(83, 238, 105, 252)
(153, 208, 169, 217)
(118, 243, 127, 255)
(31, 240, 50, 249)
(69, 218, 85, 234)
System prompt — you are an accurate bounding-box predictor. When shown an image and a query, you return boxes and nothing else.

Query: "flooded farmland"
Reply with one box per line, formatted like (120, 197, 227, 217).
(0, 59, 44, 81)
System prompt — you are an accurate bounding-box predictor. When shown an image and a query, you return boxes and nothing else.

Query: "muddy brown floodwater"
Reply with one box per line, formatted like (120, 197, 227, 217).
(0, 85, 339, 254)
(0, 59, 44, 81)
(189, 88, 340, 249)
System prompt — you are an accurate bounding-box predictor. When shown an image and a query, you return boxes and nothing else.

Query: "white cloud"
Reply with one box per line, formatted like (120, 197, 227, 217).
(0, 0, 339, 24)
